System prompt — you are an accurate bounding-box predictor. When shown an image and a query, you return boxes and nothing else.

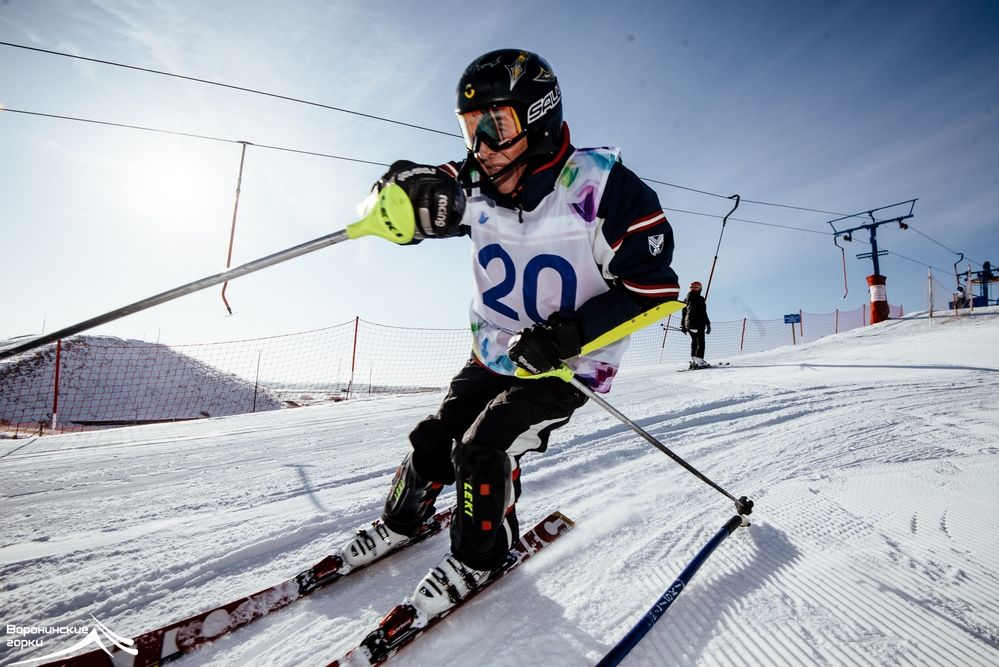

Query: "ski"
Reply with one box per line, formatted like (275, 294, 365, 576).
(45, 509, 453, 667)
(677, 362, 731, 372)
(328, 511, 575, 667)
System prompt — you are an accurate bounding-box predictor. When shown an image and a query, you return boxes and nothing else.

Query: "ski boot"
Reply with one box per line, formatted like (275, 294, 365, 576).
(411, 552, 491, 621)
(342, 453, 443, 569)
(341, 520, 413, 570)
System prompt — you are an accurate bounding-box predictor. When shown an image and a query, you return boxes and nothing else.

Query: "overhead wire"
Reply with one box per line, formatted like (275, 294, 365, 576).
(907, 224, 983, 266)
(2, 108, 391, 168)
(0, 40, 459, 139)
(1, 39, 976, 270)
(845, 235, 955, 274)
(0, 39, 869, 221)
(3, 106, 837, 236)
(642, 177, 852, 217)
(4, 104, 967, 271)
(662, 206, 828, 235)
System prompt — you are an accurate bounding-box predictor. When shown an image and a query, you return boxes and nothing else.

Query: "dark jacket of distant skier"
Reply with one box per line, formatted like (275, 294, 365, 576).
(682, 288, 710, 331)
(681, 283, 711, 365)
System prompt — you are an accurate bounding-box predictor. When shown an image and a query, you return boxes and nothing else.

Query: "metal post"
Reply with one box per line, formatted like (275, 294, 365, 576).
(657, 315, 672, 365)
(252, 349, 261, 413)
(346, 316, 359, 400)
(927, 268, 934, 320)
(51, 339, 62, 431)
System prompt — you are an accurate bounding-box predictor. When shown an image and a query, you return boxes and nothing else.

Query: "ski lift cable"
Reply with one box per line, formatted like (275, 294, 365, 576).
(1, 108, 391, 168)
(0, 40, 460, 139)
(3, 107, 973, 276)
(2, 39, 875, 219)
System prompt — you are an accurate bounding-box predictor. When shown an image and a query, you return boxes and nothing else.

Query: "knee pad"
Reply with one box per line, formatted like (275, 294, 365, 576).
(382, 452, 444, 535)
(450, 444, 517, 570)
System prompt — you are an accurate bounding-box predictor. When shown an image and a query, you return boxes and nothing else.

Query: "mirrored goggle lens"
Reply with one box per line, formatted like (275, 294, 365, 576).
(458, 106, 524, 151)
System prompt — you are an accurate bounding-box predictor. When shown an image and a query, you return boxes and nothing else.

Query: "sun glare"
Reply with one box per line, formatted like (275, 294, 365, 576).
(118, 141, 226, 231)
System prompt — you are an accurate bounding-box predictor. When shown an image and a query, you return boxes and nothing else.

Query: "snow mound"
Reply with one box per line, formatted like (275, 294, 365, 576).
(0, 335, 282, 426)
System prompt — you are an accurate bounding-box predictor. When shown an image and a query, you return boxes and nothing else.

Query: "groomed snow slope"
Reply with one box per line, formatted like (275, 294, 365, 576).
(2, 309, 998, 666)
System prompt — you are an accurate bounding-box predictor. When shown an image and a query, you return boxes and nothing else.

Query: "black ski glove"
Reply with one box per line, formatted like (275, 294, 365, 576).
(705, 324, 711, 335)
(377, 160, 465, 244)
(680, 326, 688, 335)
(507, 314, 582, 375)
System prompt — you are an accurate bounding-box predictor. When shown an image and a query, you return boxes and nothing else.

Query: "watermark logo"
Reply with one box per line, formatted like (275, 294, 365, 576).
(7, 615, 136, 665)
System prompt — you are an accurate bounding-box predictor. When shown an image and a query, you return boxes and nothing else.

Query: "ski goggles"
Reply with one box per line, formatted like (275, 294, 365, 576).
(457, 105, 526, 152)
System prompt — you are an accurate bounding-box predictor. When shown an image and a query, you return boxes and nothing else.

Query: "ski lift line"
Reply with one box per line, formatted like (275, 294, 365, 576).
(2, 38, 879, 221)
(663, 206, 830, 235)
(0, 40, 461, 139)
(849, 235, 953, 272)
(833, 226, 954, 274)
(643, 177, 854, 217)
(884, 249, 954, 275)
(2, 107, 851, 239)
(1, 108, 391, 168)
(908, 225, 981, 265)
(5, 104, 936, 250)
(5, 108, 967, 273)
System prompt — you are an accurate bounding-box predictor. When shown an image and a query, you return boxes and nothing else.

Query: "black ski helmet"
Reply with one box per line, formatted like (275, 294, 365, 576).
(455, 49, 563, 162)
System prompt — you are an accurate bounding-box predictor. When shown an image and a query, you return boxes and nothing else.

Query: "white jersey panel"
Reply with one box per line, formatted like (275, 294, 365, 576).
(465, 147, 625, 392)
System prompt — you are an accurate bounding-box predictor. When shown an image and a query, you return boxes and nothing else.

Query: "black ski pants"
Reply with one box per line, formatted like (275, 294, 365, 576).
(689, 328, 706, 359)
(402, 359, 586, 570)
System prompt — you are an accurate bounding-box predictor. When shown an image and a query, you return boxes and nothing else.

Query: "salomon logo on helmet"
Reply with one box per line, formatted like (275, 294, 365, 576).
(527, 84, 561, 124)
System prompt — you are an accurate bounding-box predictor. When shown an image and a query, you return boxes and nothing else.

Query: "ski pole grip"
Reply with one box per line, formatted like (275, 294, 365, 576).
(345, 182, 416, 245)
(514, 301, 687, 381)
(735, 496, 754, 516)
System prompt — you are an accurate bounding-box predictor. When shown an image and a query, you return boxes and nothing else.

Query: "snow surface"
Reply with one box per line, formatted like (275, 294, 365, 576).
(2, 309, 998, 666)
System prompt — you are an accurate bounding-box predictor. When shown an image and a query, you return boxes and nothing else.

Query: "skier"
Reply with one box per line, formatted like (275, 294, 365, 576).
(680, 281, 711, 368)
(338, 49, 679, 621)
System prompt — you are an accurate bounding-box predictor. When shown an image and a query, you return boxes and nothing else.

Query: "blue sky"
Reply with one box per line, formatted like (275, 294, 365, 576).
(2, 0, 997, 345)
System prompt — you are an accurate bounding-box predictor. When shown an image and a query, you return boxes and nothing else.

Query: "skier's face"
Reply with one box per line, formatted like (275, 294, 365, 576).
(474, 136, 528, 195)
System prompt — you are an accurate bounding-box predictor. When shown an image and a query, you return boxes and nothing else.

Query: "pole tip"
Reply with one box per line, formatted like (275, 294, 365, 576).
(735, 496, 754, 516)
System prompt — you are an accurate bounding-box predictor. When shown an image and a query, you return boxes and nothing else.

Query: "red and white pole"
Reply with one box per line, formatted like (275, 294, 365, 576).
(866, 274, 890, 324)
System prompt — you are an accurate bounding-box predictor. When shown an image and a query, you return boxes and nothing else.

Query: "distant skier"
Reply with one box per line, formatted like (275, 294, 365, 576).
(954, 285, 969, 309)
(336, 49, 679, 620)
(681, 281, 711, 369)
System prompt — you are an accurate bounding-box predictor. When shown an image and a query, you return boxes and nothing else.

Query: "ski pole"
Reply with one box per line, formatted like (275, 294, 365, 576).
(595, 514, 746, 667)
(568, 377, 752, 515)
(517, 304, 753, 516)
(0, 184, 416, 361)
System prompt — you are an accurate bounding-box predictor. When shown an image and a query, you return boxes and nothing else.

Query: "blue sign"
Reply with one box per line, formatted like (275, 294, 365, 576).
(784, 314, 801, 324)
